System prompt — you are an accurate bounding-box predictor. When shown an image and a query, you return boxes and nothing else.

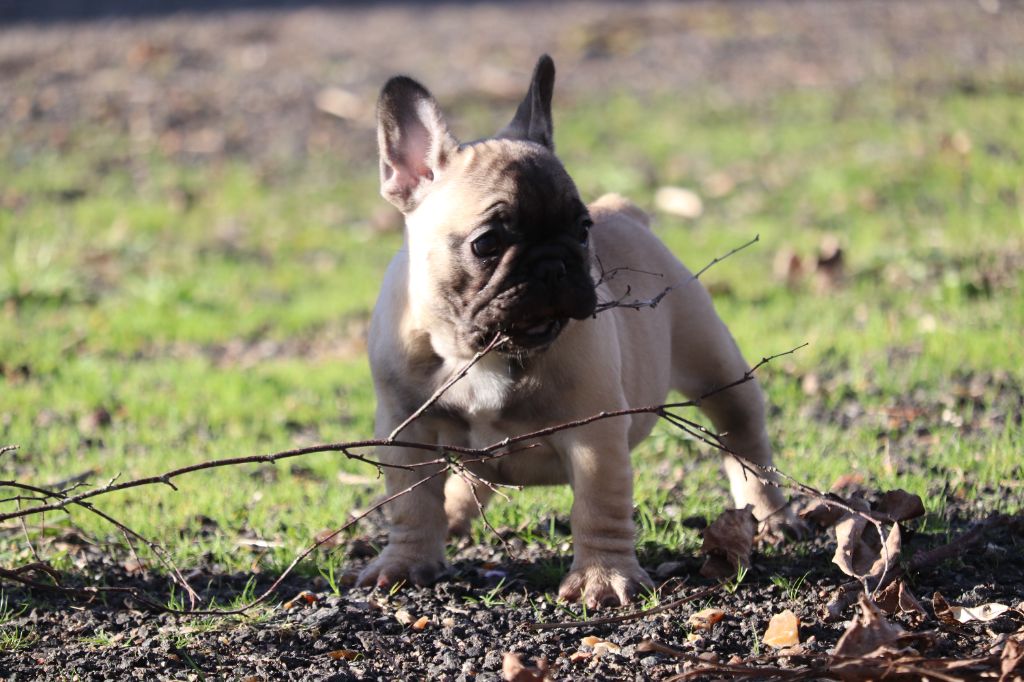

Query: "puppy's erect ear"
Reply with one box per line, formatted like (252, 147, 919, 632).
(497, 54, 555, 151)
(377, 76, 459, 213)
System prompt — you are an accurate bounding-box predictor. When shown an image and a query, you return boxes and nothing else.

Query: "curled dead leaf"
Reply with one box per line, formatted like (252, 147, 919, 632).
(502, 652, 551, 682)
(952, 603, 1011, 623)
(934, 593, 1010, 624)
(834, 593, 908, 658)
(832, 511, 901, 583)
(764, 609, 800, 648)
(800, 499, 846, 528)
(875, 579, 928, 622)
(933, 592, 955, 624)
(327, 649, 359, 660)
(689, 608, 726, 631)
(412, 615, 429, 630)
(283, 591, 317, 609)
(700, 506, 756, 579)
(875, 490, 926, 522)
(580, 635, 620, 656)
(1002, 637, 1024, 679)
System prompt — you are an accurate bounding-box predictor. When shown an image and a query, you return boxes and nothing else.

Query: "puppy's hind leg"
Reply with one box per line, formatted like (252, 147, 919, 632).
(444, 474, 495, 537)
(668, 294, 797, 533)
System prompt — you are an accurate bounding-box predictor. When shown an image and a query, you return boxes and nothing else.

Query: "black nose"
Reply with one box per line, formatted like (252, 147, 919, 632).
(535, 258, 567, 284)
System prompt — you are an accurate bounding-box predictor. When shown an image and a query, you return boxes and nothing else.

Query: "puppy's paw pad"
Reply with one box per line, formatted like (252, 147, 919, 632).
(557, 561, 653, 610)
(355, 552, 446, 589)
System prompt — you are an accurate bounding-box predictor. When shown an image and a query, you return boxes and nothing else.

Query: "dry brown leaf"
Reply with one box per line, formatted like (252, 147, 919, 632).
(1002, 637, 1024, 680)
(933, 594, 1011, 624)
(699, 506, 756, 579)
(773, 247, 804, 287)
(326, 649, 359, 660)
(834, 593, 908, 658)
(933, 592, 955, 624)
(814, 234, 844, 291)
(764, 609, 800, 648)
(832, 511, 901, 582)
(875, 490, 925, 522)
(502, 653, 551, 682)
(875, 580, 928, 622)
(412, 615, 429, 630)
(800, 499, 846, 528)
(282, 591, 317, 609)
(580, 635, 620, 656)
(689, 608, 725, 631)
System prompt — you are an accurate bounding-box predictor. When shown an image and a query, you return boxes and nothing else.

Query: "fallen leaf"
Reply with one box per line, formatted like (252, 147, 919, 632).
(327, 649, 359, 660)
(283, 591, 317, 609)
(832, 509, 901, 583)
(502, 652, 550, 681)
(933, 592, 955, 624)
(579, 635, 620, 655)
(593, 641, 620, 656)
(875, 580, 928, 622)
(764, 609, 800, 648)
(935, 598, 1011, 624)
(1002, 637, 1024, 679)
(395, 609, 415, 626)
(654, 186, 703, 219)
(875, 490, 926, 522)
(814, 234, 844, 291)
(568, 650, 591, 663)
(412, 615, 429, 630)
(688, 608, 725, 631)
(800, 499, 846, 528)
(699, 506, 756, 579)
(834, 593, 908, 658)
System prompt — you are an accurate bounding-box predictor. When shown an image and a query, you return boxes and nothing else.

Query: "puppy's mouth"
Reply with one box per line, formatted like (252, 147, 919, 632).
(501, 318, 565, 351)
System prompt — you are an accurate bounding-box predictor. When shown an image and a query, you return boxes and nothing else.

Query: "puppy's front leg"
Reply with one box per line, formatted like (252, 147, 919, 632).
(553, 422, 654, 609)
(356, 409, 448, 588)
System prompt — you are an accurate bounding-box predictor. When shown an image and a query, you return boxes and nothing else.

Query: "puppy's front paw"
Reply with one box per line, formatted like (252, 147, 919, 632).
(356, 548, 446, 589)
(557, 557, 654, 610)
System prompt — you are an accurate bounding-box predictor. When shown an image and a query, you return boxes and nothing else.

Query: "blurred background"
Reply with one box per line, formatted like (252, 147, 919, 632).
(1, 1, 1022, 574)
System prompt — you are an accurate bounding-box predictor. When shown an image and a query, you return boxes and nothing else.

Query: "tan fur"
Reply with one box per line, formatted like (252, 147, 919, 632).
(358, 58, 794, 609)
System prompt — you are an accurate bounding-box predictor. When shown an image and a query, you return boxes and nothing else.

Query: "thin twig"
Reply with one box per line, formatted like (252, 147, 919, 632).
(594, 235, 760, 314)
(387, 333, 508, 442)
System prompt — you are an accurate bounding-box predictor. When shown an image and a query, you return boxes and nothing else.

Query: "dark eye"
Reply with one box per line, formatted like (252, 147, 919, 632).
(579, 218, 593, 246)
(471, 230, 503, 258)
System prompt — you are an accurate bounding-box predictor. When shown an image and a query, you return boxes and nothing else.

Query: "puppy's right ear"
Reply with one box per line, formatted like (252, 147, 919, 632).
(377, 77, 458, 213)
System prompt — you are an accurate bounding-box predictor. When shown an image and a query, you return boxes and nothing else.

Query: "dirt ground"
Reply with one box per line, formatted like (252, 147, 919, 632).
(2, 1, 1024, 680)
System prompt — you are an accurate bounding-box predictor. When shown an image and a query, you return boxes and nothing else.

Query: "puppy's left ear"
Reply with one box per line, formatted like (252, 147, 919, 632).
(377, 76, 459, 213)
(497, 54, 555, 151)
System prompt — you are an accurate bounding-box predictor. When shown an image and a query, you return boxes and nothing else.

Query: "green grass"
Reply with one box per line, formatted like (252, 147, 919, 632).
(1, 76, 1022, 595)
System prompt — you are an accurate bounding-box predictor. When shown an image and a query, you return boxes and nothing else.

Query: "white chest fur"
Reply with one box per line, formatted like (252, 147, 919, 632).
(435, 353, 519, 420)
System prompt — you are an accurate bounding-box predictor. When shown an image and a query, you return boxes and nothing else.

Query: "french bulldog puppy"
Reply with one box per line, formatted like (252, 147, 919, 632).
(358, 55, 790, 608)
